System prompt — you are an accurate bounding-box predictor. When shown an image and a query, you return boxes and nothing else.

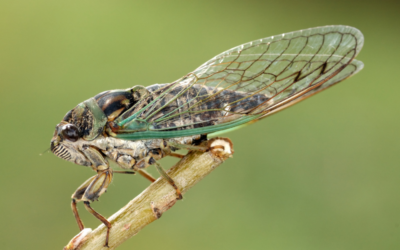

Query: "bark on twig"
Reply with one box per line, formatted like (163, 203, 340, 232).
(64, 138, 234, 250)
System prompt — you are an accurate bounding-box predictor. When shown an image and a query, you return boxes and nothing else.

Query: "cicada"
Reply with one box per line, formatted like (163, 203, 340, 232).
(51, 25, 364, 247)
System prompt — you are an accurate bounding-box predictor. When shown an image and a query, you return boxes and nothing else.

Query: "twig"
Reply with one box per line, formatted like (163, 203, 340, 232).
(64, 138, 234, 250)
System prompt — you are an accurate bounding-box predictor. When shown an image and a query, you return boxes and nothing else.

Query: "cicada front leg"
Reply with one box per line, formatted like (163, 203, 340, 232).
(71, 169, 113, 247)
(71, 146, 114, 247)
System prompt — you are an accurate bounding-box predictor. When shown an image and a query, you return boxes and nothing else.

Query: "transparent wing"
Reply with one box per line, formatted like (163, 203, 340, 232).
(115, 25, 364, 137)
(191, 25, 363, 113)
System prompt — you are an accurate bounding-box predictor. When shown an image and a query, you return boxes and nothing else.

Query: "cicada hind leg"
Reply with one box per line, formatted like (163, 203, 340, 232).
(129, 140, 188, 200)
(139, 136, 211, 200)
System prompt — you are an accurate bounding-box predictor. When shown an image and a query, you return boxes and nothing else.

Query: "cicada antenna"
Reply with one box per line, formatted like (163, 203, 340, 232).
(39, 148, 50, 156)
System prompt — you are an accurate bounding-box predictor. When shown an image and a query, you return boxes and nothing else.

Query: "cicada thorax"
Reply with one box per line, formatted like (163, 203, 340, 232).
(94, 89, 137, 122)
(62, 88, 141, 140)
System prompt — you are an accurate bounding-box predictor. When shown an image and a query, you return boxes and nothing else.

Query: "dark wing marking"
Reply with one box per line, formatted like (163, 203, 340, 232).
(261, 58, 363, 118)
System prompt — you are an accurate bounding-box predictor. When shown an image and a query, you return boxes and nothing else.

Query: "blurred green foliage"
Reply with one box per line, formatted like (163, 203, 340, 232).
(1, 0, 399, 249)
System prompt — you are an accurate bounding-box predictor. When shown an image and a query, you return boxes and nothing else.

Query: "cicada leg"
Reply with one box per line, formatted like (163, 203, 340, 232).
(113, 170, 136, 175)
(137, 169, 157, 183)
(135, 148, 182, 200)
(71, 170, 113, 247)
(71, 174, 98, 232)
(168, 152, 185, 159)
(154, 162, 182, 200)
(83, 201, 112, 247)
(71, 198, 84, 231)
(135, 160, 182, 200)
(70, 146, 114, 247)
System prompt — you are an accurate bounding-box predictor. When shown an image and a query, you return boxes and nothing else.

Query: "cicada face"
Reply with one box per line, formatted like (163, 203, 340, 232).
(50, 121, 92, 167)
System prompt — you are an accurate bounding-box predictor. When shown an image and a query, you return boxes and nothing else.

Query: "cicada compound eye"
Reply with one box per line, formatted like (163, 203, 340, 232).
(61, 124, 80, 142)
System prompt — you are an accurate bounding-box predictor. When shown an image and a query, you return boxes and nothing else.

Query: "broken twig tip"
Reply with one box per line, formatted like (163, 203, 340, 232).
(207, 137, 234, 160)
(64, 228, 92, 250)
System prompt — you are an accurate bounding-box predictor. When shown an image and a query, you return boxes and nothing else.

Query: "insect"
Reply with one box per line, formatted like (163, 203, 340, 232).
(51, 25, 363, 247)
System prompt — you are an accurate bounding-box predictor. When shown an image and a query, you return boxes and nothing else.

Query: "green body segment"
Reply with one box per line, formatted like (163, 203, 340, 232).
(82, 98, 108, 140)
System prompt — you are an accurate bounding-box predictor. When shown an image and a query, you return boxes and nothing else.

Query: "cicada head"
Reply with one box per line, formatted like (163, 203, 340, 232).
(50, 121, 92, 167)
(51, 95, 110, 167)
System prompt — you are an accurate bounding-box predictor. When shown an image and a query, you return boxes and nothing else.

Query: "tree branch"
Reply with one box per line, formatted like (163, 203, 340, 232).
(64, 138, 234, 250)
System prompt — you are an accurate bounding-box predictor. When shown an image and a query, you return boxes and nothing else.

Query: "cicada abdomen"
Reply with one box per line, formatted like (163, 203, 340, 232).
(114, 82, 271, 133)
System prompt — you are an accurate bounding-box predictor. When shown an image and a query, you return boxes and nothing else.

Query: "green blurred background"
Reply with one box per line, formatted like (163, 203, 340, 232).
(1, 0, 399, 249)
